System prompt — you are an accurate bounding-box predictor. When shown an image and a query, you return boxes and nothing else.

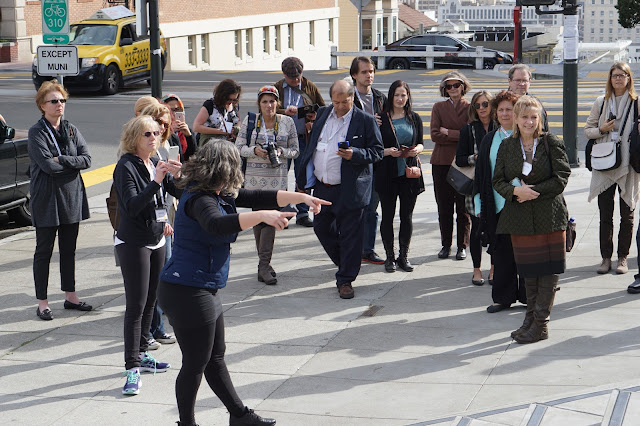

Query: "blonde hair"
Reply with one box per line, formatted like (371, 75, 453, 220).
(439, 71, 471, 98)
(605, 61, 638, 101)
(139, 103, 171, 142)
(35, 79, 69, 114)
(134, 96, 159, 115)
(119, 115, 160, 157)
(512, 95, 543, 140)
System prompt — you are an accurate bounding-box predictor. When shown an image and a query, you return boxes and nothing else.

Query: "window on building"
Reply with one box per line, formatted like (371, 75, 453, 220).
(376, 18, 382, 47)
(309, 21, 315, 46)
(235, 30, 241, 58)
(609, 11, 614, 17)
(383, 17, 388, 45)
(329, 19, 334, 43)
(609, 28, 613, 33)
(245, 29, 253, 57)
(599, 28, 603, 33)
(288, 23, 294, 49)
(188, 35, 196, 66)
(392, 16, 397, 41)
(590, 28, 594, 33)
(275, 26, 281, 52)
(263, 27, 270, 54)
(600, 11, 604, 16)
(362, 19, 372, 49)
(591, 11, 595, 16)
(201, 35, 208, 64)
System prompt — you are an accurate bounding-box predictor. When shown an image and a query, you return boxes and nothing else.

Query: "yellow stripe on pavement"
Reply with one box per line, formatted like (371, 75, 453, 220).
(81, 163, 115, 188)
(419, 69, 456, 76)
(318, 69, 349, 74)
(375, 70, 408, 75)
(587, 72, 609, 78)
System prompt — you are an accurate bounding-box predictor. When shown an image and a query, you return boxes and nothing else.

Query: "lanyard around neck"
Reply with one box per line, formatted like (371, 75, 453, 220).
(42, 118, 62, 156)
(355, 90, 374, 114)
(256, 114, 279, 143)
(519, 138, 538, 160)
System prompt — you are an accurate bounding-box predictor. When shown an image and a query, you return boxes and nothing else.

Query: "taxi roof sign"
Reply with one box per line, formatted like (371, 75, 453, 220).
(88, 6, 134, 21)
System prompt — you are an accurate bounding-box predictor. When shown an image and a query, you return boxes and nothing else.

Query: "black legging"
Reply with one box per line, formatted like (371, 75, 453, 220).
(379, 180, 418, 246)
(172, 317, 245, 424)
(117, 242, 166, 370)
(470, 215, 482, 269)
(34, 223, 79, 300)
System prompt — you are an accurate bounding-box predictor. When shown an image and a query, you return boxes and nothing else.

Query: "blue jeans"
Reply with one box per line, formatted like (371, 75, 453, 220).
(362, 184, 380, 255)
(293, 134, 310, 219)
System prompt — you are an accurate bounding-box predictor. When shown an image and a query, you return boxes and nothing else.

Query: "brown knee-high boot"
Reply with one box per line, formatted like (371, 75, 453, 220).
(514, 274, 558, 344)
(254, 224, 277, 285)
(511, 277, 538, 339)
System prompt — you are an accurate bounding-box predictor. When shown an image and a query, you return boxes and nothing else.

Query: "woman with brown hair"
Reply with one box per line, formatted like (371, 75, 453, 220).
(29, 79, 92, 320)
(430, 71, 471, 260)
(493, 95, 570, 343)
(193, 78, 242, 145)
(584, 61, 640, 275)
(456, 90, 496, 285)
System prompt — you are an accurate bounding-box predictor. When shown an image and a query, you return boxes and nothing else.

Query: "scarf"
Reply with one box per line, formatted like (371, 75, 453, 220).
(588, 92, 640, 207)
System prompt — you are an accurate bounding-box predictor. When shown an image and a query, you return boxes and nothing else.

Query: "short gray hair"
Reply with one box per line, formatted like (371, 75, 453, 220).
(508, 64, 531, 80)
(330, 79, 355, 99)
(177, 139, 244, 197)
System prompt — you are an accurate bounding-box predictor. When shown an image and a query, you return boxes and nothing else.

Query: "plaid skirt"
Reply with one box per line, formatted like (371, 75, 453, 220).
(511, 230, 566, 278)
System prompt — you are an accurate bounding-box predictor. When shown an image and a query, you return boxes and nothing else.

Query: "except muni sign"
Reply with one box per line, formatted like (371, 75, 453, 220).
(36, 46, 79, 76)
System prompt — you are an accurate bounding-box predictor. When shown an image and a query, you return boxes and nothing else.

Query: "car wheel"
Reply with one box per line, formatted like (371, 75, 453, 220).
(7, 194, 31, 226)
(388, 58, 410, 70)
(102, 64, 120, 95)
(484, 59, 497, 70)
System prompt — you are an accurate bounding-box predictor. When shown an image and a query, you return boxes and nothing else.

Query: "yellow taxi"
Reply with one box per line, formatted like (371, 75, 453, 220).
(32, 6, 166, 95)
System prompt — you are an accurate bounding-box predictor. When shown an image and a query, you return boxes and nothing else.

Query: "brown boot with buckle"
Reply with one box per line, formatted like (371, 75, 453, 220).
(338, 283, 354, 299)
(255, 224, 277, 285)
(511, 277, 537, 339)
(616, 257, 628, 274)
(514, 275, 558, 344)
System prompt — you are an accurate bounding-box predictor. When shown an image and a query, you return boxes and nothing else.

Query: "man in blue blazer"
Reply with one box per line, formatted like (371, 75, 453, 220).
(296, 79, 384, 299)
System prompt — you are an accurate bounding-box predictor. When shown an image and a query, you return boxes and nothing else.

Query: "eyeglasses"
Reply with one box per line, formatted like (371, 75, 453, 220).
(143, 131, 160, 138)
(612, 73, 629, 80)
(155, 119, 169, 128)
(473, 101, 490, 110)
(170, 107, 182, 112)
(46, 98, 67, 104)
(445, 82, 462, 90)
(227, 95, 240, 103)
(511, 79, 530, 84)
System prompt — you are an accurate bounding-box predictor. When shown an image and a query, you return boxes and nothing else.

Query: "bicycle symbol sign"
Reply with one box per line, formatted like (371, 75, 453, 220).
(42, 0, 69, 36)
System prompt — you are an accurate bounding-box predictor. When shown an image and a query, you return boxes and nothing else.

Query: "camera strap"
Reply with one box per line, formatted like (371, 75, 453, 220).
(255, 114, 279, 144)
(288, 84, 313, 106)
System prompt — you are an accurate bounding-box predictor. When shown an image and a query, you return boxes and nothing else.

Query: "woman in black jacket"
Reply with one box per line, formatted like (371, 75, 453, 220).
(456, 91, 496, 286)
(29, 79, 92, 321)
(113, 115, 182, 396)
(375, 80, 424, 272)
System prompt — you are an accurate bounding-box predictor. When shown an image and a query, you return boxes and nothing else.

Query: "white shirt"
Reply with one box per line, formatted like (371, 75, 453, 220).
(313, 107, 354, 185)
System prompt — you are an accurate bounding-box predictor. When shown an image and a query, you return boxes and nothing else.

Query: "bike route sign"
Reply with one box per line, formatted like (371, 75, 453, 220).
(42, 0, 70, 44)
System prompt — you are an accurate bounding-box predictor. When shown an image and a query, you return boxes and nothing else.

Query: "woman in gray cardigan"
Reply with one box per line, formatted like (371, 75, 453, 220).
(29, 80, 92, 321)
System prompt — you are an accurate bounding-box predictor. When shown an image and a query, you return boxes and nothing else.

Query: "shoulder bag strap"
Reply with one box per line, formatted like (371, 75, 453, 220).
(289, 85, 313, 105)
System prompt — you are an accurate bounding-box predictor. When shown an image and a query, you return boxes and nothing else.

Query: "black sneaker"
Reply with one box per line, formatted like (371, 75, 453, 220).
(229, 408, 276, 426)
(628, 277, 640, 294)
(362, 251, 384, 264)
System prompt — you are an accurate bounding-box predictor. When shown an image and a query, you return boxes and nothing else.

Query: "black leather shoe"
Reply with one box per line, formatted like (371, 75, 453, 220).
(437, 247, 451, 259)
(64, 300, 93, 311)
(362, 251, 384, 265)
(384, 257, 396, 272)
(296, 216, 314, 227)
(628, 279, 640, 294)
(456, 248, 467, 260)
(230, 408, 276, 426)
(36, 307, 53, 321)
(472, 277, 485, 286)
(486, 303, 509, 313)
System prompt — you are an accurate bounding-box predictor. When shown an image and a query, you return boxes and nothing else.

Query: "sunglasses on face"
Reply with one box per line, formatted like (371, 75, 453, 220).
(473, 101, 490, 110)
(445, 82, 462, 90)
(143, 131, 160, 138)
(170, 107, 182, 112)
(155, 119, 169, 127)
(46, 98, 67, 104)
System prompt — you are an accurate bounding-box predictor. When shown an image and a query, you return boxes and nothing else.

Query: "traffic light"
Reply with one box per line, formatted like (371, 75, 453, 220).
(520, 0, 557, 5)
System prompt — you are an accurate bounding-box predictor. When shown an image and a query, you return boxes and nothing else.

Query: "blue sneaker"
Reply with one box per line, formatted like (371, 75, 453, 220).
(122, 368, 141, 395)
(139, 351, 170, 373)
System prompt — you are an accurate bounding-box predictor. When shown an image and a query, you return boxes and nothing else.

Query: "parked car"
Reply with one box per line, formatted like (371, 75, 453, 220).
(32, 6, 166, 95)
(376, 34, 513, 70)
(0, 117, 31, 226)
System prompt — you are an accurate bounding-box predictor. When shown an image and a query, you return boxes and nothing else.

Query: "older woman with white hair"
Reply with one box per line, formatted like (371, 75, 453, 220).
(430, 71, 472, 260)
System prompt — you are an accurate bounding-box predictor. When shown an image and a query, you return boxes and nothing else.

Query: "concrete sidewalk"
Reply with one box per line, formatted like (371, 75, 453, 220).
(2, 160, 640, 425)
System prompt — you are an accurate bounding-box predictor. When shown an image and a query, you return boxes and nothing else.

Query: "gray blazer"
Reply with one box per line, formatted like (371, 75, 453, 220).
(28, 118, 91, 227)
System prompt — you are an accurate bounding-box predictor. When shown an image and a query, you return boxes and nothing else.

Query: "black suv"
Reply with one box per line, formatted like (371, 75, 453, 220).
(379, 34, 512, 70)
(0, 119, 31, 226)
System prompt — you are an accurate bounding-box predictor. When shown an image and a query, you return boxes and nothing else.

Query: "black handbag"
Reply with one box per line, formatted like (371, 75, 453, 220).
(629, 99, 640, 173)
(446, 159, 474, 195)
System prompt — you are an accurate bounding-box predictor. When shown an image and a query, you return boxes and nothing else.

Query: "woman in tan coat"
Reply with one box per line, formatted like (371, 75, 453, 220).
(430, 71, 471, 260)
(584, 62, 640, 275)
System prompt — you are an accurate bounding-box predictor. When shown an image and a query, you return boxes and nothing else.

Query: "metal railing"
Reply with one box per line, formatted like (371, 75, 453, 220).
(330, 45, 496, 70)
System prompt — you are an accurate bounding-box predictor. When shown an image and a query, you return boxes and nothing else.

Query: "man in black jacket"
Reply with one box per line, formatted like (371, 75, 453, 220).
(350, 56, 387, 265)
(507, 64, 549, 132)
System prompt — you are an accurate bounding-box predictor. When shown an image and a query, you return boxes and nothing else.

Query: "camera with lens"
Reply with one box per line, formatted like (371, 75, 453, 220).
(297, 103, 319, 119)
(262, 140, 281, 168)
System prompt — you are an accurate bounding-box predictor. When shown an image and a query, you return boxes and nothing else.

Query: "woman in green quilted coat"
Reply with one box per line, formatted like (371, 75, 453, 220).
(492, 95, 570, 344)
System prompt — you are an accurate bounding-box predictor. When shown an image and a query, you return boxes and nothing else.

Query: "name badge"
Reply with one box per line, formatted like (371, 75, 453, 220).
(522, 162, 532, 176)
(155, 208, 169, 223)
(611, 131, 619, 142)
(317, 142, 328, 152)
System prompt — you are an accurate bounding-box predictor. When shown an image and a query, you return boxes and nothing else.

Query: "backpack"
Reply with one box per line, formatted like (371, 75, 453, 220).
(241, 112, 257, 176)
(106, 182, 120, 231)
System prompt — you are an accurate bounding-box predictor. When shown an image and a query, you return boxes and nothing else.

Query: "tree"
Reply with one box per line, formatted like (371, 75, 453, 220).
(617, 0, 640, 28)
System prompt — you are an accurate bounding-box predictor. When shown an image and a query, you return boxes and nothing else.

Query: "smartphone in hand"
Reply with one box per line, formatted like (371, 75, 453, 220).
(174, 111, 185, 122)
(338, 141, 350, 149)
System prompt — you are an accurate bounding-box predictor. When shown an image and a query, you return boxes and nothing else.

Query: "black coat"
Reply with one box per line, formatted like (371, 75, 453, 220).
(353, 87, 386, 118)
(455, 120, 496, 168)
(374, 111, 425, 196)
(114, 153, 181, 247)
(473, 129, 500, 251)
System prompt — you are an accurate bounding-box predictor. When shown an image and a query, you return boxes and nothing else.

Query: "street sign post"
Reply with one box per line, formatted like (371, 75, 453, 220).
(36, 45, 78, 76)
(42, 0, 70, 45)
